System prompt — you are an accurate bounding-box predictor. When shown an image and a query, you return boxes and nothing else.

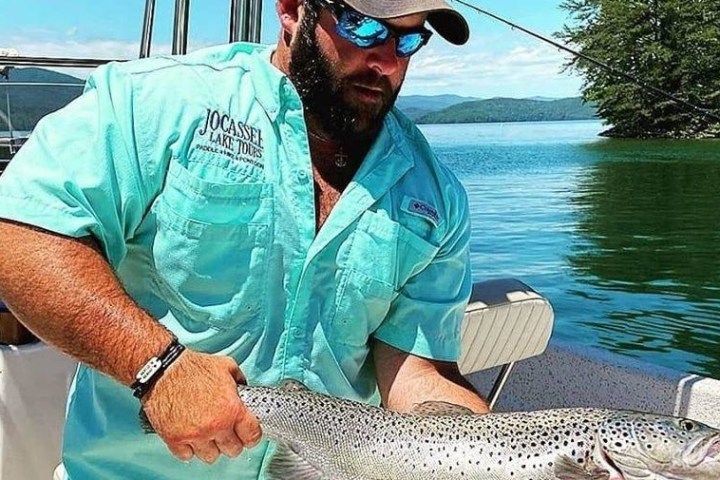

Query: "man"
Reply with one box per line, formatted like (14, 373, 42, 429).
(0, 0, 488, 478)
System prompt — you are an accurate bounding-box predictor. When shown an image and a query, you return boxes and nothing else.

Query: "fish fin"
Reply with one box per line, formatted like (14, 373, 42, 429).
(411, 401, 475, 416)
(278, 379, 311, 392)
(554, 455, 609, 480)
(266, 443, 324, 480)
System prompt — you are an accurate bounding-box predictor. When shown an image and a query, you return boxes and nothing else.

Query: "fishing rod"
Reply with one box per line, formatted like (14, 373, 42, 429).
(453, 0, 720, 123)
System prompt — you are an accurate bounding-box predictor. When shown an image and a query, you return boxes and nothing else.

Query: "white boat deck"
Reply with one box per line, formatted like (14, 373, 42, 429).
(468, 338, 720, 429)
(2, 279, 720, 479)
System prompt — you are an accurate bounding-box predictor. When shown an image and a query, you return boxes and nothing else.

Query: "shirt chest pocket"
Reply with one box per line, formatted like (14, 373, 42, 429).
(151, 161, 273, 330)
(332, 211, 439, 347)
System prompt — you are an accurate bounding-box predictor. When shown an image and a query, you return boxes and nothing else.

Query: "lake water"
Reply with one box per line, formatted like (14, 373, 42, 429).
(419, 120, 720, 379)
(3, 122, 719, 378)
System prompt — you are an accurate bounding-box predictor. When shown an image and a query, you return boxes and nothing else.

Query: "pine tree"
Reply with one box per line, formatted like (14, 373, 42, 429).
(558, 0, 720, 138)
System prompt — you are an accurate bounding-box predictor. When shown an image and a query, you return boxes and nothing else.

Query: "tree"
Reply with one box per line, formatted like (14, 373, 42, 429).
(557, 0, 720, 138)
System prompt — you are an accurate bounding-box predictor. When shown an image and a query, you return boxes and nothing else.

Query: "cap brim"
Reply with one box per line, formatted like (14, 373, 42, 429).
(428, 9, 469, 45)
(342, 0, 470, 45)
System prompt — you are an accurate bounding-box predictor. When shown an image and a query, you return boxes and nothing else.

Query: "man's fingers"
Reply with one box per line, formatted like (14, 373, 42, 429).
(143, 352, 256, 463)
(214, 429, 245, 458)
(234, 409, 262, 448)
(192, 440, 222, 464)
(167, 442, 194, 462)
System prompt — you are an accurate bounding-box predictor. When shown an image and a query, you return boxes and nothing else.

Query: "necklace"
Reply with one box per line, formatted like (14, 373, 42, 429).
(308, 130, 349, 168)
(334, 148, 349, 168)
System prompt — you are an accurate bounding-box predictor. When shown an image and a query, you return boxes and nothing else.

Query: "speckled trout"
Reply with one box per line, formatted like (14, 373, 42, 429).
(143, 380, 720, 479)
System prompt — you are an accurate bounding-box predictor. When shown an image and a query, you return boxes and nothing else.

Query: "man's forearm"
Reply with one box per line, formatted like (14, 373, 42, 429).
(373, 340, 490, 414)
(0, 220, 173, 386)
(383, 361, 491, 414)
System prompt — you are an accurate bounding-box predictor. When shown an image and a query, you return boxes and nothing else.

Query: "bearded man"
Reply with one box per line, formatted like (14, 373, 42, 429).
(0, 1, 488, 478)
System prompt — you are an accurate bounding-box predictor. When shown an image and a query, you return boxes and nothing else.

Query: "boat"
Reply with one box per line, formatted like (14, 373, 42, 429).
(1, 52, 31, 170)
(0, 1, 718, 479)
(3, 276, 719, 480)
(0, 136, 29, 169)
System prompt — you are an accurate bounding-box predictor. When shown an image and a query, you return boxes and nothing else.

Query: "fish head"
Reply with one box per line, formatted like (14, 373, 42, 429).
(596, 412, 720, 480)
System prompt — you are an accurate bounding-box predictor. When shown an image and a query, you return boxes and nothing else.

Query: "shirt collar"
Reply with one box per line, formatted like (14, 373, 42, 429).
(249, 45, 286, 122)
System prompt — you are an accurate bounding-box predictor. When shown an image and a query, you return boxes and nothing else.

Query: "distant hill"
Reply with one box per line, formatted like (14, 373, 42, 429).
(1, 68, 85, 131)
(2, 69, 595, 131)
(526, 96, 560, 102)
(396, 94, 481, 121)
(415, 97, 597, 124)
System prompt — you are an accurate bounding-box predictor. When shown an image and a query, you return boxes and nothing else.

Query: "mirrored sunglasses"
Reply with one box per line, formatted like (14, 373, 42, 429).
(314, 0, 433, 58)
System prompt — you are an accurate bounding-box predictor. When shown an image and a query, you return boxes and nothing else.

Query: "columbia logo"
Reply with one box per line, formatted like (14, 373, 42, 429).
(403, 197, 440, 226)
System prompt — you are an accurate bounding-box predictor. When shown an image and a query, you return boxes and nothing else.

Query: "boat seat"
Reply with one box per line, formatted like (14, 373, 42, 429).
(459, 278, 554, 409)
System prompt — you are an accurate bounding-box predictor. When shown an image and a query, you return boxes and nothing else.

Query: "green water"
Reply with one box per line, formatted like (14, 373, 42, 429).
(4, 121, 719, 378)
(420, 121, 720, 378)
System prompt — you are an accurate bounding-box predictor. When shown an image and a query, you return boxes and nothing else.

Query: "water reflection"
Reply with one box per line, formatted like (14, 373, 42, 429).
(422, 122, 720, 378)
(568, 139, 720, 376)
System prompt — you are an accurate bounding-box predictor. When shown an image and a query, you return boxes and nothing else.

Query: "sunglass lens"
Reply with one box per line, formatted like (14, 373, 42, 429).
(337, 10, 389, 47)
(397, 33, 426, 57)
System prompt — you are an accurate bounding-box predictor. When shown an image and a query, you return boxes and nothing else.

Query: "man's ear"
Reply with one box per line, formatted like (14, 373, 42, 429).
(277, 0, 302, 36)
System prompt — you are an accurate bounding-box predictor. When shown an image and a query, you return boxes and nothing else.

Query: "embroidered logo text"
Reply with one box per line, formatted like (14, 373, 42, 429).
(196, 108, 265, 169)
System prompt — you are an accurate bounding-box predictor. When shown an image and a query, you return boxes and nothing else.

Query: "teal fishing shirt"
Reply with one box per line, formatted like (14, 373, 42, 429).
(0, 43, 472, 479)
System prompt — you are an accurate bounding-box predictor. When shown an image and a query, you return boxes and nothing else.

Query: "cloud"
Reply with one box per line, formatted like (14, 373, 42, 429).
(4, 32, 583, 97)
(65, 27, 78, 37)
(405, 38, 583, 98)
(3, 36, 178, 78)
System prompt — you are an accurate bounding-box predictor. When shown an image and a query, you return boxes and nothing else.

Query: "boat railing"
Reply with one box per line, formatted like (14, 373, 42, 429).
(0, 0, 263, 70)
(0, 0, 265, 166)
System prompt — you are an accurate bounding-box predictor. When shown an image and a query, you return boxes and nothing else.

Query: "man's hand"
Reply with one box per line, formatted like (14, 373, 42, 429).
(0, 221, 261, 464)
(140, 350, 261, 464)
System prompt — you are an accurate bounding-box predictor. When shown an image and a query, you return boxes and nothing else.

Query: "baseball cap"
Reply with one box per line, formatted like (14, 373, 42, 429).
(341, 0, 470, 45)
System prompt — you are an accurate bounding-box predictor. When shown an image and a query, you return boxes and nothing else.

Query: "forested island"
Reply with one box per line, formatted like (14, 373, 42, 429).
(558, 0, 720, 138)
(412, 97, 597, 124)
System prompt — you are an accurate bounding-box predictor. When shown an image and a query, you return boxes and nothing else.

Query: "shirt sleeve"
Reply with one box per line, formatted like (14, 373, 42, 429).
(373, 179, 473, 362)
(0, 64, 152, 267)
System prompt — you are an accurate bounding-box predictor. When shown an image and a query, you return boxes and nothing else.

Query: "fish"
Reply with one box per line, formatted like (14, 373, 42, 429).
(141, 380, 720, 479)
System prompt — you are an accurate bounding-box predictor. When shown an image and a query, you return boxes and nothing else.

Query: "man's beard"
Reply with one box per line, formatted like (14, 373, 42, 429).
(288, 11, 400, 143)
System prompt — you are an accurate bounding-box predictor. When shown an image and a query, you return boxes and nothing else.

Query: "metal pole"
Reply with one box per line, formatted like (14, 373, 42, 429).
(139, 0, 156, 58)
(249, 0, 262, 43)
(4, 73, 13, 140)
(239, 0, 252, 42)
(230, 0, 262, 43)
(0, 56, 115, 68)
(487, 362, 515, 410)
(172, 0, 190, 55)
(229, 0, 242, 43)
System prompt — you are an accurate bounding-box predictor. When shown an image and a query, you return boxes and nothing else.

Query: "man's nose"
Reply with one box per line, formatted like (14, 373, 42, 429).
(366, 39, 400, 76)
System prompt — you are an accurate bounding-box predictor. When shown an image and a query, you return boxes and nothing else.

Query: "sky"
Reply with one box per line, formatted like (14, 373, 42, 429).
(0, 0, 585, 99)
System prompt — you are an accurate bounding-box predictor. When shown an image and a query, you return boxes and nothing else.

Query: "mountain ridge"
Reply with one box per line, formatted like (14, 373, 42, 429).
(1, 68, 597, 130)
(414, 97, 597, 124)
(1, 67, 84, 131)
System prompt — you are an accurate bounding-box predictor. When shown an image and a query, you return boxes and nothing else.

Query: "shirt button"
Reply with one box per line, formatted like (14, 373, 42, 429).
(282, 82, 295, 95)
(296, 170, 309, 184)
